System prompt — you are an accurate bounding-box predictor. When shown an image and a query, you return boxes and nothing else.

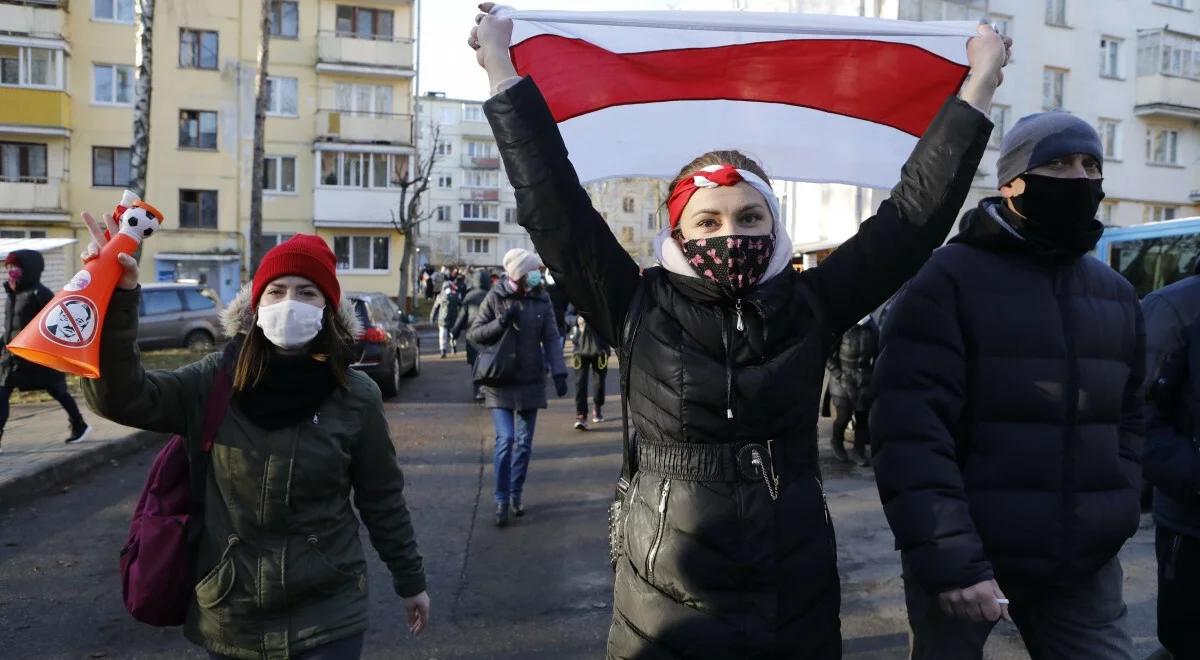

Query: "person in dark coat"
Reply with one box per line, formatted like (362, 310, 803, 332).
(566, 303, 611, 430)
(0, 249, 90, 449)
(453, 269, 493, 401)
(871, 112, 1143, 660)
(1141, 262, 1200, 658)
(430, 279, 462, 358)
(469, 8, 1007, 657)
(825, 317, 879, 467)
(467, 248, 568, 527)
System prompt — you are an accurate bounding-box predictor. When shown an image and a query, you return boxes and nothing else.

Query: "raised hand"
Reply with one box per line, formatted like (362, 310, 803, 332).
(81, 211, 139, 291)
(469, 3, 518, 89)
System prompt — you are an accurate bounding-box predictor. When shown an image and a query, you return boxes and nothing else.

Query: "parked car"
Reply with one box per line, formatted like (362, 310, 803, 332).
(137, 283, 225, 351)
(349, 291, 421, 397)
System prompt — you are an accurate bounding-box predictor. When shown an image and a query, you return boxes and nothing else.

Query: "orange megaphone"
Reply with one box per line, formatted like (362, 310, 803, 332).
(6, 190, 165, 379)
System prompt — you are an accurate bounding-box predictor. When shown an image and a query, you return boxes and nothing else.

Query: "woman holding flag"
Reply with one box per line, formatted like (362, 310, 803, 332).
(470, 4, 1009, 657)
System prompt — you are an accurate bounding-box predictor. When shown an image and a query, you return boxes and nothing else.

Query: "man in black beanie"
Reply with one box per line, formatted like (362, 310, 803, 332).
(871, 112, 1144, 659)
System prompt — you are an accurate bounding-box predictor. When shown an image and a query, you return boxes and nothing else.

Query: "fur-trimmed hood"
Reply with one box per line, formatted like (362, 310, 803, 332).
(221, 284, 363, 339)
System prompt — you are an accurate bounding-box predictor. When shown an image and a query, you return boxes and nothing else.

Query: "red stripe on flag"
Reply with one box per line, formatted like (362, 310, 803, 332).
(511, 35, 967, 137)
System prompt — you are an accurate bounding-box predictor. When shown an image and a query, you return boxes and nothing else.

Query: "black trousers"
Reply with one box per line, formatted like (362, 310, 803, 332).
(0, 382, 84, 430)
(574, 355, 607, 415)
(1157, 526, 1200, 658)
(208, 633, 364, 660)
(831, 401, 870, 452)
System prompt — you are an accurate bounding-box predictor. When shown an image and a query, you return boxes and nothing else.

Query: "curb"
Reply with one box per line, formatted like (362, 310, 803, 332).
(0, 429, 168, 507)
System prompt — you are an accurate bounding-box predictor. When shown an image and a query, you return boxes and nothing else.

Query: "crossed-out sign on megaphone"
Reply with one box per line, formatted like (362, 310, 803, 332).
(7, 190, 164, 379)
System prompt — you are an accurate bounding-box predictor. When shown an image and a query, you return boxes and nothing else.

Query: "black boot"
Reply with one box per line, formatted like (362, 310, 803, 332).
(66, 419, 91, 445)
(830, 437, 850, 463)
(511, 497, 524, 518)
(853, 444, 871, 468)
(495, 502, 509, 527)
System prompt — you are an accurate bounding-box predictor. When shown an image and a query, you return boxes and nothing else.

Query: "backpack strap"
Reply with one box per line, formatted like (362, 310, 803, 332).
(618, 279, 650, 485)
(187, 346, 236, 535)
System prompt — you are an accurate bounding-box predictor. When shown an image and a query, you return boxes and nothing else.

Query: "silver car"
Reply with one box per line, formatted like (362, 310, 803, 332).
(137, 283, 225, 350)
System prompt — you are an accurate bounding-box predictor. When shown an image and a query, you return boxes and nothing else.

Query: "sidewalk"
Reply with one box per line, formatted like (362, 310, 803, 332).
(0, 401, 163, 506)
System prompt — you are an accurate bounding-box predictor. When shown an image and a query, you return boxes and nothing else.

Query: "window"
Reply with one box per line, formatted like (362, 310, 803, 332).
(436, 205, 452, 222)
(465, 238, 490, 254)
(1042, 68, 1066, 110)
(0, 142, 48, 182)
(182, 288, 217, 311)
(465, 140, 496, 158)
(436, 174, 453, 188)
(461, 203, 497, 220)
(179, 190, 218, 229)
(335, 5, 394, 40)
(261, 233, 294, 247)
(94, 0, 133, 22)
(1145, 205, 1180, 223)
(622, 197, 636, 213)
(318, 151, 406, 188)
(1100, 202, 1116, 225)
(1138, 30, 1200, 80)
(1097, 119, 1121, 160)
(463, 170, 498, 188)
(333, 235, 389, 271)
(0, 230, 47, 239)
(0, 46, 63, 89)
(988, 104, 1009, 149)
(504, 207, 516, 224)
(263, 156, 296, 193)
(991, 14, 1012, 39)
(179, 29, 219, 70)
(1155, 0, 1186, 7)
(1045, 0, 1067, 26)
(435, 141, 453, 156)
(1100, 37, 1123, 78)
(93, 147, 133, 187)
(269, 1, 299, 39)
(266, 76, 298, 116)
(179, 110, 218, 149)
(462, 104, 484, 122)
(647, 212, 658, 230)
(142, 290, 183, 316)
(1146, 128, 1180, 165)
(333, 83, 392, 116)
(93, 64, 134, 105)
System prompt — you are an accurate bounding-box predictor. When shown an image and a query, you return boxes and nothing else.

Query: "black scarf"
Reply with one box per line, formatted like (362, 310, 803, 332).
(235, 349, 338, 430)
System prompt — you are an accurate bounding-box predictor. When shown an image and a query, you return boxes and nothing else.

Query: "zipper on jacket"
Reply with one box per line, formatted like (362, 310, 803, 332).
(1054, 265, 1081, 566)
(646, 478, 672, 581)
(735, 299, 745, 332)
(720, 310, 735, 420)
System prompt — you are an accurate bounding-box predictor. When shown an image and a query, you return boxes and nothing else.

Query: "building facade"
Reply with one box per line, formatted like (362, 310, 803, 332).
(0, 0, 415, 302)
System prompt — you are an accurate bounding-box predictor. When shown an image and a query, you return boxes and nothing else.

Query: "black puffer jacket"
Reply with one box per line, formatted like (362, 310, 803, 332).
(1, 250, 66, 390)
(466, 280, 567, 411)
(872, 200, 1145, 592)
(452, 270, 491, 338)
(1141, 268, 1200, 538)
(826, 320, 879, 410)
(484, 77, 990, 658)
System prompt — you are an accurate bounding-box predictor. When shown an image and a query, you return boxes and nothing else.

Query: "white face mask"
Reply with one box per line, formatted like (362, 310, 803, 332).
(256, 300, 325, 350)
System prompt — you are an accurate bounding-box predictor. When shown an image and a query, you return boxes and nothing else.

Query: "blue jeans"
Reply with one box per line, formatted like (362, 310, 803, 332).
(492, 408, 538, 504)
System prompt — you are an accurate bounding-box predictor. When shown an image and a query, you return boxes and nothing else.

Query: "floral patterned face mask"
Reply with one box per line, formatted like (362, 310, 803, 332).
(681, 234, 775, 295)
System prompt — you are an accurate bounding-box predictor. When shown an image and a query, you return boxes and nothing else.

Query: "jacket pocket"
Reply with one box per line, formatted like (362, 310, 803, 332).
(195, 536, 239, 609)
(645, 478, 672, 582)
(304, 535, 366, 596)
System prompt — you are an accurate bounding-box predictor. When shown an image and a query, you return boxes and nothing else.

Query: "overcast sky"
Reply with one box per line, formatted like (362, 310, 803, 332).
(417, 1, 738, 100)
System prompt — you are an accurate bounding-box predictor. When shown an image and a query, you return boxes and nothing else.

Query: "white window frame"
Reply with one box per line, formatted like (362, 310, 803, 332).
(261, 233, 295, 247)
(435, 205, 452, 222)
(92, 63, 134, 106)
(0, 46, 65, 90)
(263, 155, 297, 194)
(1097, 118, 1122, 160)
(317, 151, 405, 189)
(504, 207, 516, 224)
(1042, 67, 1066, 110)
(465, 238, 491, 254)
(333, 82, 393, 117)
(435, 141, 453, 156)
(1146, 127, 1181, 165)
(1154, 0, 1187, 8)
(1146, 205, 1180, 222)
(436, 174, 452, 188)
(465, 140, 497, 158)
(463, 169, 499, 188)
(988, 104, 1009, 149)
(462, 103, 485, 122)
(1045, 0, 1067, 27)
(333, 235, 390, 273)
(266, 76, 299, 117)
(0, 229, 48, 239)
(461, 203, 498, 220)
(1100, 37, 1123, 79)
(269, 1, 300, 39)
(93, 0, 134, 23)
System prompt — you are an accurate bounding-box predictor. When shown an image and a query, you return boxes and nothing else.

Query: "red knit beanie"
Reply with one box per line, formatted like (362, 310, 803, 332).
(252, 234, 341, 309)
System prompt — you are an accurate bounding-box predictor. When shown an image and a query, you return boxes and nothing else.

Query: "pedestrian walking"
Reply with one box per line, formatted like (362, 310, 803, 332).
(871, 112, 1143, 660)
(81, 230, 430, 660)
(468, 6, 1007, 656)
(453, 269, 492, 401)
(430, 279, 462, 358)
(467, 248, 569, 527)
(1142, 263, 1200, 659)
(824, 316, 878, 467)
(423, 266, 436, 301)
(0, 249, 90, 451)
(566, 303, 611, 431)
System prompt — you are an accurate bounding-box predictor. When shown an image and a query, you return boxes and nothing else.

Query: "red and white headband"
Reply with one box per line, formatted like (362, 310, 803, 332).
(666, 163, 780, 230)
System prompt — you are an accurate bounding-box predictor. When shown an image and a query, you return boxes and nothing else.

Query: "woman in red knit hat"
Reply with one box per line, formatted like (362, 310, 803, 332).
(81, 227, 430, 660)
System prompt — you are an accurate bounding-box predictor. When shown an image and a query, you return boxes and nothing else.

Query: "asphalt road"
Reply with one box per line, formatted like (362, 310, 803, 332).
(0, 332, 1165, 659)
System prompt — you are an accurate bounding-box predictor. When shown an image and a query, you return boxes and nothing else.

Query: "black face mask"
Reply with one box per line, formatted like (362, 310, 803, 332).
(1010, 174, 1105, 254)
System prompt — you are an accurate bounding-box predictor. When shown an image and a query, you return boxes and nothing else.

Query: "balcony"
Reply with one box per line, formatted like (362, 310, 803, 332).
(0, 1, 67, 40)
(1135, 74, 1200, 120)
(0, 177, 67, 214)
(316, 32, 415, 78)
(0, 87, 69, 133)
(460, 221, 499, 234)
(462, 155, 500, 169)
(316, 109, 413, 145)
(464, 188, 499, 202)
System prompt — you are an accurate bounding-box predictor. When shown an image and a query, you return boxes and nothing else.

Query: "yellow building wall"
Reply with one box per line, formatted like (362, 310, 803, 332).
(0, 88, 71, 129)
(315, 226, 407, 294)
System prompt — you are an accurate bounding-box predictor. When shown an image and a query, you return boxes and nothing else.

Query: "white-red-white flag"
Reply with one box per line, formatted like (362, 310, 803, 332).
(498, 8, 977, 188)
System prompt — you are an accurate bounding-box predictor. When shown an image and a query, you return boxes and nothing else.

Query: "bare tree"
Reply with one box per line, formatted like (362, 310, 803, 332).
(248, 0, 273, 274)
(130, 0, 154, 199)
(390, 122, 442, 311)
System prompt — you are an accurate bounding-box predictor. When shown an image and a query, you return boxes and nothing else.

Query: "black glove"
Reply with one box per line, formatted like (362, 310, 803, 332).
(499, 304, 520, 327)
(554, 374, 569, 397)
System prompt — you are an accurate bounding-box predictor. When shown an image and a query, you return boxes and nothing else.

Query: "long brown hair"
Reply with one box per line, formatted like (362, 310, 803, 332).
(232, 305, 355, 392)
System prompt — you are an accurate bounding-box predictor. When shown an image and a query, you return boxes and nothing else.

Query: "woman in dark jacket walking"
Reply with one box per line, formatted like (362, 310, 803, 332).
(453, 269, 493, 401)
(81, 227, 429, 660)
(825, 317, 879, 466)
(566, 303, 611, 430)
(0, 249, 90, 449)
(468, 248, 568, 526)
(469, 6, 1008, 657)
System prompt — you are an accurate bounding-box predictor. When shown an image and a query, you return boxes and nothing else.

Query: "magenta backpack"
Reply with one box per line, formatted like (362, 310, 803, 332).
(120, 355, 232, 626)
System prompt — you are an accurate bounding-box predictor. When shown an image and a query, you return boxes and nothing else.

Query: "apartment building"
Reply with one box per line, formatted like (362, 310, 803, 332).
(415, 93, 533, 267)
(0, 0, 415, 302)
